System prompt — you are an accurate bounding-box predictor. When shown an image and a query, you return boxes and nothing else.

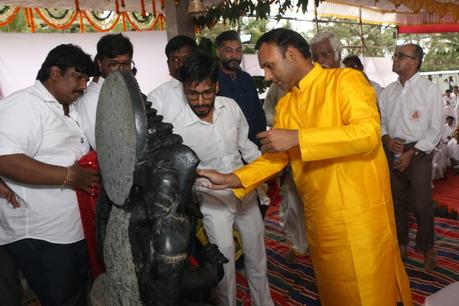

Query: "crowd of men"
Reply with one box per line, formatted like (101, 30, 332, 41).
(0, 27, 451, 306)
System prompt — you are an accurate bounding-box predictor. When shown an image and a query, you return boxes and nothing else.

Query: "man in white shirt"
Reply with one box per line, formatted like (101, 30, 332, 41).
(0, 44, 100, 306)
(442, 89, 456, 121)
(379, 43, 443, 270)
(170, 51, 274, 306)
(76, 33, 135, 149)
(147, 35, 197, 123)
(447, 128, 459, 166)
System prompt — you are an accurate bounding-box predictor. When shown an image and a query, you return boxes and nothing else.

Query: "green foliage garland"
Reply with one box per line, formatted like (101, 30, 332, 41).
(194, 0, 319, 29)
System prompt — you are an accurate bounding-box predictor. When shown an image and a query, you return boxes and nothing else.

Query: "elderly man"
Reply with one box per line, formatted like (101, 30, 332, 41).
(379, 43, 443, 270)
(198, 28, 412, 306)
(0, 44, 100, 306)
(310, 31, 342, 68)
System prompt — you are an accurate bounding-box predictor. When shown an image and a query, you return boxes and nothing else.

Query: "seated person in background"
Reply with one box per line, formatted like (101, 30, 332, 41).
(447, 127, 459, 169)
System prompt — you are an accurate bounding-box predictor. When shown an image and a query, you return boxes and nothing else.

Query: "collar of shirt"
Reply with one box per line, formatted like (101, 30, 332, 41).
(182, 97, 226, 127)
(34, 80, 76, 114)
(291, 63, 323, 95)
(218, 68, 242, 81)
(397, 72, 421, 89)
(170, 77, 183, 89)
(34, 80, 82, 121)
(94, 76, 105, 87)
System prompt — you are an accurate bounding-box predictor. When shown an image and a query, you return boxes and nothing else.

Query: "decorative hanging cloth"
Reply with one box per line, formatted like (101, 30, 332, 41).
(76, 150, 105, 279)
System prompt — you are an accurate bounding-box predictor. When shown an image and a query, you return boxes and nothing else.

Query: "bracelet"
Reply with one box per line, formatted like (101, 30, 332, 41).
(61, 167, 71, 189)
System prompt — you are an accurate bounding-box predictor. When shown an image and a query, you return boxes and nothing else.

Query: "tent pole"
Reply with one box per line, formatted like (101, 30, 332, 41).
(314, 0, 319, 33)
(359, 7, 364, 55)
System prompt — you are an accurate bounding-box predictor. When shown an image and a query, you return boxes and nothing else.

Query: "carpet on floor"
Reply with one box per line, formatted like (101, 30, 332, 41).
(433, 170, 459, 212)
(236, 201, 459, 306)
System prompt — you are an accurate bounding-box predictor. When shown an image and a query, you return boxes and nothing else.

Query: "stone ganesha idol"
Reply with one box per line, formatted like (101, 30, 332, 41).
(90, 70, 227, 306)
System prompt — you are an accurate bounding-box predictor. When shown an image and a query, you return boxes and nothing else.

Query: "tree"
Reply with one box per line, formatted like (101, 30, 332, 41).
(314, 18, 397, 57)
(402, 33, 459, 71)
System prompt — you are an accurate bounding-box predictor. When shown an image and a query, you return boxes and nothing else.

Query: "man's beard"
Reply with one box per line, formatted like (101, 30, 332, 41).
(191, 101, 214, 118)
(221, 58, 241, 71)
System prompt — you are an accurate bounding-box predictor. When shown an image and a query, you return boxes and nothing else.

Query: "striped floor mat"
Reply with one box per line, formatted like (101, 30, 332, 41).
(236, 208, 459, 306)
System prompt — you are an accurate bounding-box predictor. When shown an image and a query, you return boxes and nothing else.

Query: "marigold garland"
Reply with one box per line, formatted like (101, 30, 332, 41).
(25, 8, 35, 32)
(125, 12, 162, 31)
(34, 8, 77, 30)
(83, 11, 120, 32)
(0, 6, 20, 27)
(0, 5, 163, 32)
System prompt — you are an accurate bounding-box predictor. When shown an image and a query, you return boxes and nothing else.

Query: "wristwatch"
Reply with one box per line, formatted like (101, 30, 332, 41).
(413, 148, 422, 156)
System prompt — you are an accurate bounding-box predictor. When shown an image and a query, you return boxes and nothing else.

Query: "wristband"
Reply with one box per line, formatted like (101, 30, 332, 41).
(61, 167, 70, 189)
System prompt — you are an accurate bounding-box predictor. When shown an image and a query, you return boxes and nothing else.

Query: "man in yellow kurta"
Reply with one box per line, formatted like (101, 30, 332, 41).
(198, 29, 412, 306)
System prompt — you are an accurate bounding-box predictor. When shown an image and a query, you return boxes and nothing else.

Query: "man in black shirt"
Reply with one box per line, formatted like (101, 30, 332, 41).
(215, 30, 267, 149)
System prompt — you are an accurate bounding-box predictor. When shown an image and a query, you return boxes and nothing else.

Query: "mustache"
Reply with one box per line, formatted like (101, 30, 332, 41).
(192, 105, 211, 110)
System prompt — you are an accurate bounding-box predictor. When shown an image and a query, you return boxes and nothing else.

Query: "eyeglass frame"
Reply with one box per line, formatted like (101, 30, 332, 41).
(392, 52, 416, 61)
(105, 59, 136, 71)
(184, 86, 217, 101)
(311, 51, 334, 62)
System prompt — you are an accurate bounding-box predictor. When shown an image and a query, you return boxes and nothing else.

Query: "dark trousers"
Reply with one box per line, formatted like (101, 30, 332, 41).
(0, 246, 22, 306)
(385, 145, 435, 252)
(5, 238, 89, 306)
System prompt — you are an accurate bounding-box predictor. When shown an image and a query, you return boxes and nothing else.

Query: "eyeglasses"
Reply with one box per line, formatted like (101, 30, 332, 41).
(185, 87, 216, 101)
(392, 52, 416, 61)
(312, 51, 333, 62)
(106, 59, 135, 71)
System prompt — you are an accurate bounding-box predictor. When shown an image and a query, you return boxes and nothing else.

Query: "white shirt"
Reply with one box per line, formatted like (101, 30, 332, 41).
(0, 81, 89, 244)
(445, 123, 456, 139)
(75, 77, 104, 149)
(443, 95, 456, 108)
(370, 80, 382, 100)
(379, 73, 443, 153)
(170, 96, 261, 211)
(147, 78, 187, 124)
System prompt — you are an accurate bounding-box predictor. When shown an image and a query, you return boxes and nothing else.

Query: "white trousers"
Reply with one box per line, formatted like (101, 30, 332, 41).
(198, 190, 274, 306)
(279, 168, 308, 255)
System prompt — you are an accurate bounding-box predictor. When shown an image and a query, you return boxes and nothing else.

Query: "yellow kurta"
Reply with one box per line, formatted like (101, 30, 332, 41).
(233, 64, 412, 306)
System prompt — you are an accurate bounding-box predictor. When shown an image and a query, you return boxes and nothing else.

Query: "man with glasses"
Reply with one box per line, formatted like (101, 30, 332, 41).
(147, 35, 197, 123)
(197, 28, 413, 306)
(310, 31, 342, 68)
(379, 43, 443, 270)
(76, 33, 135, 149)
(170, 51, 274, 306)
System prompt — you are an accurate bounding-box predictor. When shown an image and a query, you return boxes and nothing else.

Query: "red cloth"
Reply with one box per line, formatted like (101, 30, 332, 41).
(398, 24, 459, 34)
(76, 151, 104, 279)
